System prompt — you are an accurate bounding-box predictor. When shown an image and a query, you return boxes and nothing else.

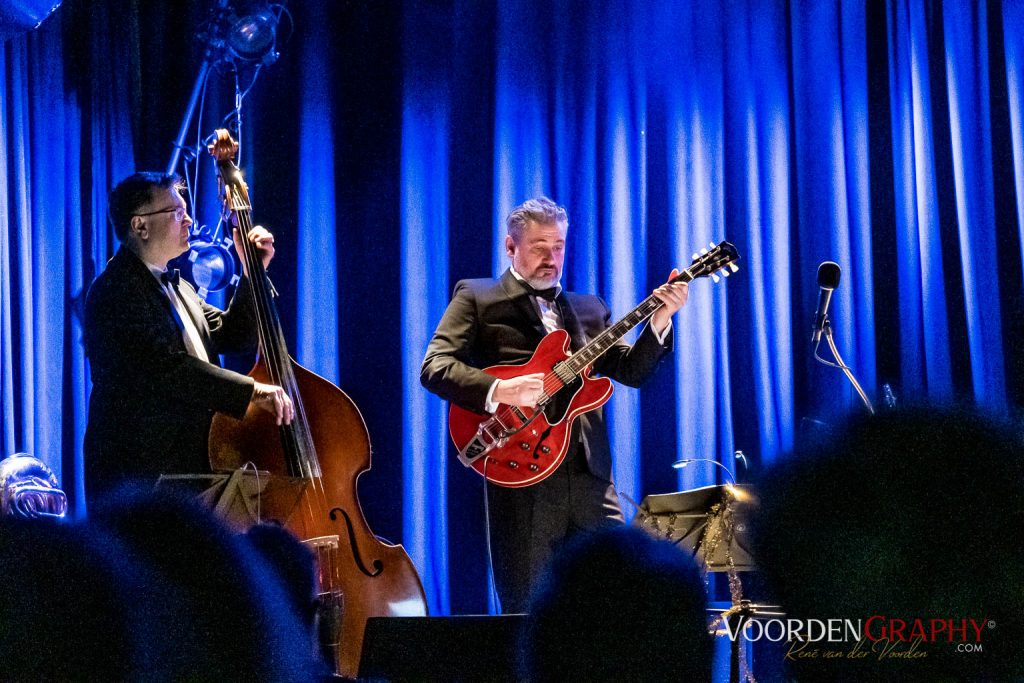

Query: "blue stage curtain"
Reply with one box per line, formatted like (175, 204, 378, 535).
(3, 0, 1024, 616)
(296, 0, 339, 381)
(0, 5, 135, 515)
(399, 0, 454, 617)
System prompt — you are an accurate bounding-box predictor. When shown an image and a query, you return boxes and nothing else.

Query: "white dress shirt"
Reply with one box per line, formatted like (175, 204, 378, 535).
(144, 261, 210, 363)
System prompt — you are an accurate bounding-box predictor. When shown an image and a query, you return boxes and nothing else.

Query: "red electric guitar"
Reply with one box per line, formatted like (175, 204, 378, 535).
(449, 241, 740, 487)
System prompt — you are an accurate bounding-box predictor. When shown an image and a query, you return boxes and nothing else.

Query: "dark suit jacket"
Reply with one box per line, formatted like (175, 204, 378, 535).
(84, 246, 258, 502)
(420, 269, 672, 481)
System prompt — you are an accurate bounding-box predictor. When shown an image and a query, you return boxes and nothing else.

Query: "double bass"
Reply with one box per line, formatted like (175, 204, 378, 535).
(206, 130, 427, 678)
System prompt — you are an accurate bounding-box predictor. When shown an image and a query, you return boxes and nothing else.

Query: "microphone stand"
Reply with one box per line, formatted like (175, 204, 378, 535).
(815, 318, 875, 415)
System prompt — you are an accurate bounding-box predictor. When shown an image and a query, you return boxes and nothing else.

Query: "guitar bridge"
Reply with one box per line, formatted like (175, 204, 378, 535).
(456, 417, 507, 467)
(456, 404, 544, 468)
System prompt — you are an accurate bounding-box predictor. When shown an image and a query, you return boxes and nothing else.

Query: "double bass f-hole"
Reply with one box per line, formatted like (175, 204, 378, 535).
(330, 506, 384, 577)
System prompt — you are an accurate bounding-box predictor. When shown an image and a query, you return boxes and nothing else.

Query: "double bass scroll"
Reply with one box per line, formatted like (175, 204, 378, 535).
(206, 129, 427, 678)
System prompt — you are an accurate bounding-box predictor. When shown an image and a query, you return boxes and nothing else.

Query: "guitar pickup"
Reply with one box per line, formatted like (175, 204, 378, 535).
(552, 361, 575, 384)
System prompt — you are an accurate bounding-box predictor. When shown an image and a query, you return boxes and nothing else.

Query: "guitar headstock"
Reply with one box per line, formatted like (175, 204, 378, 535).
(207, 128, 251, 213)
(681, 241, 740, 283)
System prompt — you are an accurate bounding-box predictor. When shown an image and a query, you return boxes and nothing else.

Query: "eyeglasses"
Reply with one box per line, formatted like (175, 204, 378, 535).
(135, 206, 187, 222)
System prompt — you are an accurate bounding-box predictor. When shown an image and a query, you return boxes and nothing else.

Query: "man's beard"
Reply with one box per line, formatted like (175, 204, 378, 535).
(525, 273, 559, 290)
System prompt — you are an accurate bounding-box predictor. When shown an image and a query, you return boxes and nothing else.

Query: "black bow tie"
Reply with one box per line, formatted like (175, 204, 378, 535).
(523, 283, 559, 301)
(160, 269, 180, 286)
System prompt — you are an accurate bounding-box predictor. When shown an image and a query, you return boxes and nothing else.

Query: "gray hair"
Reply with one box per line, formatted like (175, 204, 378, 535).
(506, 197, 568, 242)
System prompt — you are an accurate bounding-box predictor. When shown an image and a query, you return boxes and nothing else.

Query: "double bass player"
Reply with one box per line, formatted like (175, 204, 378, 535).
(84, 171, 293, 506)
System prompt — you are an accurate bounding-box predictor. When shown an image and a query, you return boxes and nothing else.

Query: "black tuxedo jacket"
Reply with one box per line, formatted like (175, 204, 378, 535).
(420, 269, 672, 481)
(84, 247, 258, 502)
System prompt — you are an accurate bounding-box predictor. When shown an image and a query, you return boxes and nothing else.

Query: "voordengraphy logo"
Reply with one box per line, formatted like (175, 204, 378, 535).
(721, 616, 991, 661)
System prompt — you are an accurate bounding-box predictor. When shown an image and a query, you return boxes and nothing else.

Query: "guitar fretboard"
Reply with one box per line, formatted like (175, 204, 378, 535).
(564, 268, 696, 376)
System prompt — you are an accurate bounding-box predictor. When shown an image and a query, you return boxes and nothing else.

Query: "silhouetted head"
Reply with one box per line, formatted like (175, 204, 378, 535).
(88, 487, 323, 680)
(524, 525, 711, 682)
(754, 407, 1024, 681)
(0, 518, 156, 679)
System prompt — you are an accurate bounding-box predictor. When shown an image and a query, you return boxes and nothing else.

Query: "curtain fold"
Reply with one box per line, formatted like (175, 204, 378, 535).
(296, 0, 339, 383)
(400, 0, 453, 616)
(943, 1, 1006, 409)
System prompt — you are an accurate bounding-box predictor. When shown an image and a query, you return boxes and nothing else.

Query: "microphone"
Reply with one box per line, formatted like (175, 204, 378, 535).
(811, 261, 841, 344)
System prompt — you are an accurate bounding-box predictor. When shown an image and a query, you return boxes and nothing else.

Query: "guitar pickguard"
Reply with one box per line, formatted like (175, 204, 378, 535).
(542, 374, 583, 425)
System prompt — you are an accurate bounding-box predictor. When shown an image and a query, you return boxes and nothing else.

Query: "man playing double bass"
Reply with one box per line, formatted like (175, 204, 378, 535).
(84, 172, 294, 506)
(420, 197, 689, 612)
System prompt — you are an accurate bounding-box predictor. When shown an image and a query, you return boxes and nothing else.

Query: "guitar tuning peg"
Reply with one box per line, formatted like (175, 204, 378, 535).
(729, 263, 739, 273)
(709, 241, 716, 249)
(699, 248, 709, 256)
(710, 273, 720, 283)
(721, 269, 730, 277)
(692, 252, 699, 261)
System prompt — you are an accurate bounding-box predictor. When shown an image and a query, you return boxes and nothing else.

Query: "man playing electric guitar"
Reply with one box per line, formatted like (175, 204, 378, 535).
(420, 197, 688, 612)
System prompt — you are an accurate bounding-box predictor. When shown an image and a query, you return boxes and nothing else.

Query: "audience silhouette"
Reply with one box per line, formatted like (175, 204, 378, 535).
(523, 525, 712, 682)
(754, 407, 1024, 681)
(0, 517, 154, 680)
(87, 486, 326, 680)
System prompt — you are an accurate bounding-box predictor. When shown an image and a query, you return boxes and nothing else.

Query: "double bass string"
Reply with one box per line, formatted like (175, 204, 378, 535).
(230, 198, 337, 596)
(230, 187, 335, 545)
(230, 184, 320, 502)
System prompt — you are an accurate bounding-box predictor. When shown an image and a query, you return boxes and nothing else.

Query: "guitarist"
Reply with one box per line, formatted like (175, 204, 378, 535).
(420, 197, 688, 612)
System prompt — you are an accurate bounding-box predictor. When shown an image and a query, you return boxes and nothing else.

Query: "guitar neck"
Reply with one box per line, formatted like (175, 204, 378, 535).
(564, 268, 696, 375)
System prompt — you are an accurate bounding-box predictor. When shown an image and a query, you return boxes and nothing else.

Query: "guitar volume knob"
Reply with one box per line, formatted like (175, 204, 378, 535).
(540, 446, 551, 454)
(508, 461, 519, 469)
(528, 464, 539, 472)
(520, 442, 531, 450)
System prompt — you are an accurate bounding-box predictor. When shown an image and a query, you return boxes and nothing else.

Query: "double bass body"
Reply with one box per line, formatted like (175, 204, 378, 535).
(210, 358, 427, 677)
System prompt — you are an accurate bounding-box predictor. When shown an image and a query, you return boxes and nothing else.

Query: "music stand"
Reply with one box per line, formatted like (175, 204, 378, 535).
(634, 484, 762, 683)
(633, 484, 756, 572)
(155, 469, 304, 531)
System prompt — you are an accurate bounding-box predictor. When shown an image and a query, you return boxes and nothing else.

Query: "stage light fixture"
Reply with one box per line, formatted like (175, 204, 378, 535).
(225, 3, 280, 65)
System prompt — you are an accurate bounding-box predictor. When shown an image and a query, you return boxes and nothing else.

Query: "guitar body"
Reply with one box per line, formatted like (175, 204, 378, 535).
(448, 329, 613, 487)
